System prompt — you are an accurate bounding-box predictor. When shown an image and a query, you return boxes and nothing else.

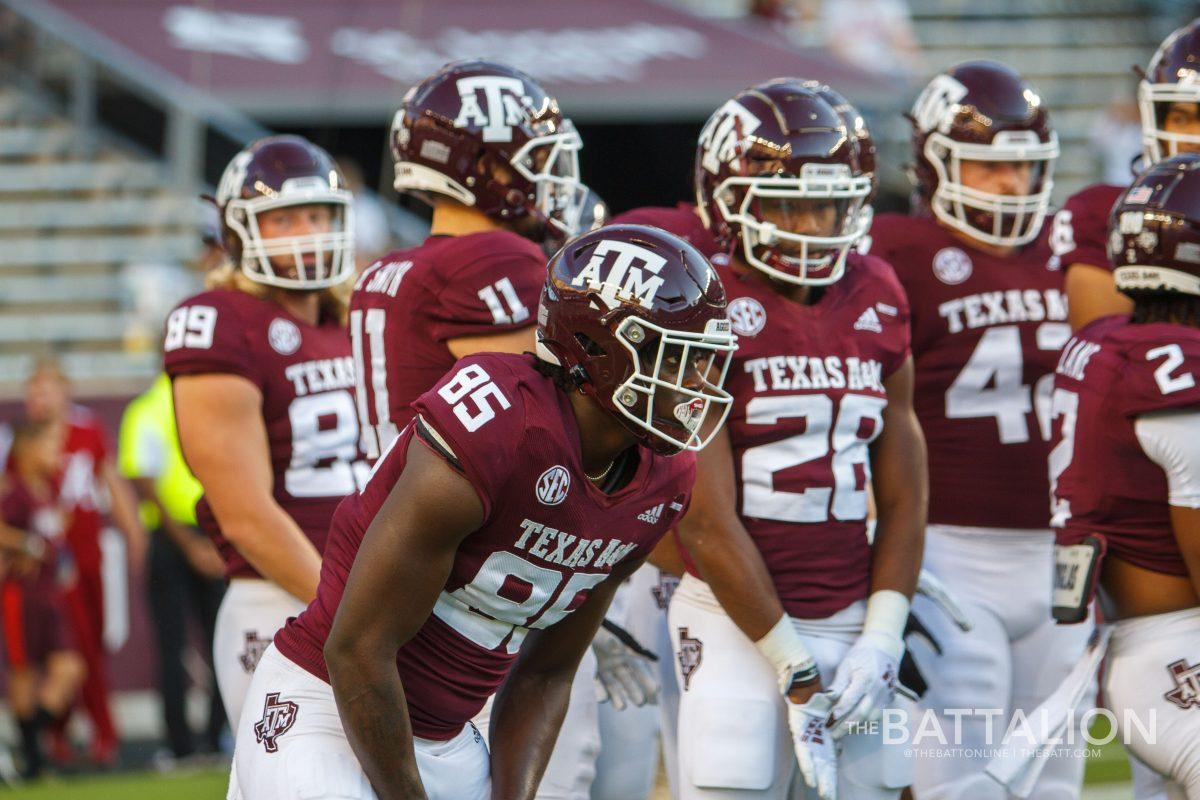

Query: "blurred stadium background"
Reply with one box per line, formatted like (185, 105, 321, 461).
(0, 0, 1194, 796)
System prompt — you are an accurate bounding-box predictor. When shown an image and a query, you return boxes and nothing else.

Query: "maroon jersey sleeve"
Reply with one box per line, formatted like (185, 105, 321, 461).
(1053, 184, 1124, 272)
(162, 289, 261, 386)
(421, 235, 546, 343)
(1115, 326, 1200, 417)
(409, 354, 532, 519)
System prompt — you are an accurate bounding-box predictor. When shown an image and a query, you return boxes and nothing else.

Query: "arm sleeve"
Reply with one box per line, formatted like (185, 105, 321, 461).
(162, 293, 260, 386)
(1055, 189, 1117, 272)
(425, 251, 546, 342)
(1135, 409, 1200, 508)
(410, 356, 529, 520)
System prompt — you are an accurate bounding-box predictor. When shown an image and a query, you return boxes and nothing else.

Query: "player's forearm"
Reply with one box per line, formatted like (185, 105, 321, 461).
(1169, 505, 1200, 599)
(488, 664, 576, 800)
(104, 466, 146, 545)
(679, 516, 786, 641)
(327, 646, 427, 800)
(218, 502, 322, 602)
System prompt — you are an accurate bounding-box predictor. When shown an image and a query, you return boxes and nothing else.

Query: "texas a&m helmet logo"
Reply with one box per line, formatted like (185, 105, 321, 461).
(677, 627, 703, 690)
(911, 74, 968, 135)
(697, 99, 762, 175)
(453, 76, 535, 143)
(570, 239, 667, 310)
(1165, 659, 1200, 710)
(253, 692, 299, 753)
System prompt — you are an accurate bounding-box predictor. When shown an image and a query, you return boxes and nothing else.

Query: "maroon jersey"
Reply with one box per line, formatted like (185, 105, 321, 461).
(689, 254, 911, 619)
(277, 353, 694, 740)
(610, 203, 722, 259)
(1052, 183, 1125, 273)
(868, 212, 1070, 529)
(1, 479, 66, 592)
(349, 231, 546, 460)
(1051, 316, 1200, 575)
(163, 288, 361, 578)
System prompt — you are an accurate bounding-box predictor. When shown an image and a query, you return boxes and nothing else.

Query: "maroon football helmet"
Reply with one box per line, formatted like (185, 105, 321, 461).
(694, 78, 873, 286)
(910, 60, 1058, 248)
(1109, 153, 1200, 297)
(801, 80, 877, 198)
(537, 224, 736, 455)
(390, 59, 586, 242)
(214, 135, 354, 290)
(1139, 19, 1200, 164)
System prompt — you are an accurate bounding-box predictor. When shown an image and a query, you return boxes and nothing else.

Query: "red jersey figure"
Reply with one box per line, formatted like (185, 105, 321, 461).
(166, 135, 362, 728)
(0, 421, 86, 778)
(1050, 154, 1200, 799)
(230, 224, 735, 800)
(868, 61, 1093, 800)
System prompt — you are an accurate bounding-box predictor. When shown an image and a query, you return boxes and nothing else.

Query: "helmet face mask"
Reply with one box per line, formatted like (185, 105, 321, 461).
(1139, 21, 1200, 165)
(509, 124, 589, 238)
(216, 137, 356, 291)
(923, 128, 1058, 248)
(536, 225, 737, 456)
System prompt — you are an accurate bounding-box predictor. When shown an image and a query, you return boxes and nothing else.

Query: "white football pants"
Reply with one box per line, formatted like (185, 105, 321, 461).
(214, 578, 306, 728)
(668, 574, 912, 800)
(907, 525, 1093, 800)
(231, 644, 489, 800)
(1106, 607, 1200, 800)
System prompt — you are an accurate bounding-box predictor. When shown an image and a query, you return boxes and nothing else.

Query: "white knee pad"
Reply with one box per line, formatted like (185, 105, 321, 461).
(685, 697, 780, 791)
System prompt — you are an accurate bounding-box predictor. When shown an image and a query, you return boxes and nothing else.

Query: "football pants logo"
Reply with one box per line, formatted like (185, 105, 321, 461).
(238, 630, 271, 674)
(571, 240, 667, 310)
(912, 74, 968, 135)
(1165, 659, 1200, 710)
(454, 76, 534, 143)
(727, 296, 766, 337)
(677, 627, 703, 690)
(253, 692, 299, 753)
(535, 466, 571, 506)
(697, 99, 762, 175)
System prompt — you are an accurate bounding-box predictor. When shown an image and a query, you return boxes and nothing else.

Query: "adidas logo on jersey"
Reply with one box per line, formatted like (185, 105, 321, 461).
(638, 503, 664, 524)
(853, 307, 882, 333)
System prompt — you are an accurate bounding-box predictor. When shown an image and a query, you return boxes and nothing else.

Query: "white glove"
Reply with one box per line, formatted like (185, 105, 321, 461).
(827, 630, 903, 737)
(591, 620, 658, 711)
(916, 569, 973, 632)
(786, 692, 838, 800)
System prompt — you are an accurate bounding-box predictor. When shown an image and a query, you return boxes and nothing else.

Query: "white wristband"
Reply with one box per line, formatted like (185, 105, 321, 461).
(754, 614, 818, 692)
(863, 590, 910, 653)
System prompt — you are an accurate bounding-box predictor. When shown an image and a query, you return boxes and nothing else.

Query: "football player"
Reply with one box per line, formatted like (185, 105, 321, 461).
(230, 224, 736, 800)
(867, 61, 1093, 800)
(1056, 19, 1200, 330)
(1049, 154, 1200, 799)
(352, 60, 654, 799)
(165, 135, 363, 729)
(666, 78, 926, 800)
(608, 81, 879, 800)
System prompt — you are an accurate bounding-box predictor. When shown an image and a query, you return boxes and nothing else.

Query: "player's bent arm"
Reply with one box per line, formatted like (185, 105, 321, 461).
(676, 426, 787, 642)
(647, 532, 687, 577)
(1136, 409, 1200, 598)
(325, 435, 484, 800)
(868, 357, 926, 602)
(172, 373, 322, 602)
(490, 557, 642, 800)
(1065, 263, 1133, 331)
(446, 325, 537, 359)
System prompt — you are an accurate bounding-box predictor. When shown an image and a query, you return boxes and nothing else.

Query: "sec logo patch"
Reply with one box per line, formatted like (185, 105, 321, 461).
(932, 247, 973, 285)
(536, 466, 571, 506)
(727, 296, 766, 337)
(268, 318, 302, 355)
